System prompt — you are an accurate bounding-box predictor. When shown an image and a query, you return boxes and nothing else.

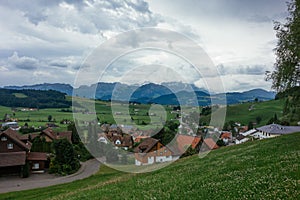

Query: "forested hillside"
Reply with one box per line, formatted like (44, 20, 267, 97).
(0, 89, 71, 108)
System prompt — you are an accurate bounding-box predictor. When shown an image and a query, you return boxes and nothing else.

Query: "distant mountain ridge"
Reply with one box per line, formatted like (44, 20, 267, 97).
(2, 82, 276, 106)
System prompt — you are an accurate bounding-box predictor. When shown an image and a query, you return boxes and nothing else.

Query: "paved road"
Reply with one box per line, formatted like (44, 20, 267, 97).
(0, 159, 101, 194)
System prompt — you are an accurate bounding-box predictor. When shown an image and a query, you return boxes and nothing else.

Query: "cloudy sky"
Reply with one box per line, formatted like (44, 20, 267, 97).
(0, 0, 288, 92)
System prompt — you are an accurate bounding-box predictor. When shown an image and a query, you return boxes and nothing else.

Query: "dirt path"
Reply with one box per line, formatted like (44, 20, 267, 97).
(0, 159, 101, 194)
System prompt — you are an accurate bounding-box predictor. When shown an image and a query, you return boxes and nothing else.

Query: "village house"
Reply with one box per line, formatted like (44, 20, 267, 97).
(98, 125, 134, 150)
(220, 131, 232, 145)
(174, 134, 201, 154)
(235, 134, 250, 144)
(0, 128, 48, 175)
(253, 124, 300, 139)
(134, 138, 173, 166)
(40, 127, 72, 143)
(201, 138, 219, 151)
(0, 127, 73, 176)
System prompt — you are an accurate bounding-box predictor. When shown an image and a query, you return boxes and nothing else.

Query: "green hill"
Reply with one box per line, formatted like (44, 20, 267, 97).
(1, 132, 299, 199)
(200, 99, 285, 126)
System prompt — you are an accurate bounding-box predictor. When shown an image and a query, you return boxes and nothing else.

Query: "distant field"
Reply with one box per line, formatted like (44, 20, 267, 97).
(0, 98, 284, 131)
(1, 132, 299, 199)
(12, 93, 28, 98)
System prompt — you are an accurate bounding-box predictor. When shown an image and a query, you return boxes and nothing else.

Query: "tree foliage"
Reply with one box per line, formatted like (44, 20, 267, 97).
(267, 0, 300, 91)
(49, 138, 80, 175)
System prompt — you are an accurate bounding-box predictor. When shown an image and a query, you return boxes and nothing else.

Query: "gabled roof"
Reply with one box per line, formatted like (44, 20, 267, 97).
(19, 133, 39, 141)
(175, 134, 201, 154)
(0, 152, 26, 167)
(1, 128, 30, 151)
(203, 138, 219, 150)
(41, 127, 56, 140)
(27, 152, 48, 161)
(256, 124, 300, 135)
(134, 138, 159, 153)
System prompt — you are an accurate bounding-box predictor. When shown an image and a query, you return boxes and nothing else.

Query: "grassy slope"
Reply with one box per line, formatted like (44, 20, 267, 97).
(200, 99, 285, 126)
(1, 132, 299, 200)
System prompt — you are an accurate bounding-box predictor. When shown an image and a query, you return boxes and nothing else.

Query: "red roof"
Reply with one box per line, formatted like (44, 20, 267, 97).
(221, 132, 231, 139)
(0, 152, 26, 167)
(27, 152, 48, 161)
(176, 134, 201, 154)
(203, 138, 219, 150)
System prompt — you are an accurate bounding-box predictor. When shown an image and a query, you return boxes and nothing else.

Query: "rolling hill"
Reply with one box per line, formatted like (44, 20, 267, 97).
(1, 132, 299, 199)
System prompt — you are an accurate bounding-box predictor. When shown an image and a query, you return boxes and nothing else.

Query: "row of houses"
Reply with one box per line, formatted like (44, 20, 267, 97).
(133, 134, 218, 166)
(0, 128, 72, 176)
(133, 123, 300, 166)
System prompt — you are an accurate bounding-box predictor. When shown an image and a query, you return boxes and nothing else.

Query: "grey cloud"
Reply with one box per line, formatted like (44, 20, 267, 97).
(237, 65, 265, 75)
(7, 52, 40, 70)
(49, 62, 68, 68)
(217, 64, 266, 75)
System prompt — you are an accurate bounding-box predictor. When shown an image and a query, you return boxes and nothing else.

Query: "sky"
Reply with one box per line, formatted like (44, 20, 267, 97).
(0, 0, 288, 92)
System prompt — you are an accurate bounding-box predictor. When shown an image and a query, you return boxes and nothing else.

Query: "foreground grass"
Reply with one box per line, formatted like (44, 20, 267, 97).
(1, 132, 300, 199)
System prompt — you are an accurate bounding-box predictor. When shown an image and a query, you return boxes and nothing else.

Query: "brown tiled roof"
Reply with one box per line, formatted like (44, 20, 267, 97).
(57, 131, 72, 143)
(176, 134, 201, 154)
(1, 129, 30, 151)
(203, 138, 219, 150)
(41, 127, 56, 140)
(27, 152, 48, 161)
(0, 152, 26, 167)
(134, 138, 159, 153)
(19, 133, 39, 141)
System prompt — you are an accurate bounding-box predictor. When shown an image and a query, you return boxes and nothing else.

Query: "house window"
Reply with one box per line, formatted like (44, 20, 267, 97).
(164, 149, 167, 153)
(1, 136, 7, 141)
(32, 163, 40, 169)
(7, 143, 13, 149)
(160, 152, 163, 155)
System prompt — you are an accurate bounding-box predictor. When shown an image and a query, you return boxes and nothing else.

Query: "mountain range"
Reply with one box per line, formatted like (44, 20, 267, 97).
(3, 82, 276, 106)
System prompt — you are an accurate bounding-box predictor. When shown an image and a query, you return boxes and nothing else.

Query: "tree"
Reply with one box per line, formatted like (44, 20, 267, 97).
(256, 116, 262, 125)
(48, 115, 52, 122)
(67, 122, 81, 144)
(49, 138, 80, 175)
(248, 121, 254, 130)
(266, 0, 300, 91)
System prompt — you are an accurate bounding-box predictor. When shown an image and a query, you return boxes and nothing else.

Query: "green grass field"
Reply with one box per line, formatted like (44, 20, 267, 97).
(0, 98, 285, 132)
(200, 99, 285, 126)
(1, 132, 299, 199)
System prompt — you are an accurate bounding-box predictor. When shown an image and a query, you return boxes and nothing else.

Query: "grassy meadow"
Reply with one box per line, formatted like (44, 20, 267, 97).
(1, 132, 299, 199)
(0, 98, 285, 132)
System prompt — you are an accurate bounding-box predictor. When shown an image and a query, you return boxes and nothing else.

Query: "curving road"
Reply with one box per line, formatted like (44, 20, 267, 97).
(0, 159, 101, 194)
